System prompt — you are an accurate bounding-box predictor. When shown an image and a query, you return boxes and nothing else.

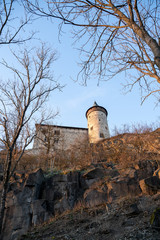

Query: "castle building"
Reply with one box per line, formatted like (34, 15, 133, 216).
(32, 102, 110, 153)
(33, 124, 88, 153)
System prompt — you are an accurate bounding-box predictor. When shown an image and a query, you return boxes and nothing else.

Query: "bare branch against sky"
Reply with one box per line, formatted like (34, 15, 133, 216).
(26, 0, 160, 102)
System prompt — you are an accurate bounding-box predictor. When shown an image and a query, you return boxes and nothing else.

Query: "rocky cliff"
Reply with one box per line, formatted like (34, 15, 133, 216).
(1, 129, 160, 240)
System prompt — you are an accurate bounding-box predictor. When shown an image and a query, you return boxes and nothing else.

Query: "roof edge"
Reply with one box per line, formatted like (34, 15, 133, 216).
(86, 105, 108, 118)
(35, 123, 88, 131)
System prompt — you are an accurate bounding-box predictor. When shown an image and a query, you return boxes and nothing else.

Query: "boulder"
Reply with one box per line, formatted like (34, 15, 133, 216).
(25, 168, 45, 187)
(139, 176, 160, 195)
(150, 208, 160, 229)
(145, 176, 160, 189)
(139, 179, 151, 195)
(135, 160, 158, 180)
(84, 189, 107, 207)
(25, 168, 45, 200)
(153, 168, 160, 179)
(108, 177, 141, 199)
(126, 203, 141, 216)
(83, 167, 119, 188)
(83, 168, 106, 179)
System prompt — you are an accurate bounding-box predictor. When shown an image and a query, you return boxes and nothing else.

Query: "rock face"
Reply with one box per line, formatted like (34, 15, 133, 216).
(3, 169, 85, 240)
(1, 158, 160, 240)
(22, 193, 160, 240)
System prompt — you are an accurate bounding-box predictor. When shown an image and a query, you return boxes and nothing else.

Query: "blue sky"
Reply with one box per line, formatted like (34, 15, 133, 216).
(0, 13, 159, 135)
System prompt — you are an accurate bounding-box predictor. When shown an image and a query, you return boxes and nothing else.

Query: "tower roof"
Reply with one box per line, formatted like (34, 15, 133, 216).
(93, 101, 98, 106)
(85, 102, 108, 118)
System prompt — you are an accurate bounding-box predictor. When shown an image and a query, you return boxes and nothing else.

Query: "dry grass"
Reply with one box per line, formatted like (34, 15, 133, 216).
(1, 125, 159, 173)
(27, 127, 160, 171)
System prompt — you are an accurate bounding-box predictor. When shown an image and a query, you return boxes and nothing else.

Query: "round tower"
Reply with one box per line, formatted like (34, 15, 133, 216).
(86, 102, 110, 143)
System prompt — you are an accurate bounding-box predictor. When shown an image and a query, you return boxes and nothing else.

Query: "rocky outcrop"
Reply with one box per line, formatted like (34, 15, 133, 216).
(2, 169, 85, 240)
(1, 157, 160, 240)
(22, 192, 160, 240)
(3, 169, 46, 240)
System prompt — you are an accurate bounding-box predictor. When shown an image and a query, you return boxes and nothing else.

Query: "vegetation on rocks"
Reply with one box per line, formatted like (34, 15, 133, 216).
(0, 127, 160, 239)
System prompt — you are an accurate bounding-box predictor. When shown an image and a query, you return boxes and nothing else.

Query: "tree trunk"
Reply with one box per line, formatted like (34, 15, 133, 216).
(133, 25, 160, 70)
(0, 187, 8, 240)
(0, 151, 12, 240)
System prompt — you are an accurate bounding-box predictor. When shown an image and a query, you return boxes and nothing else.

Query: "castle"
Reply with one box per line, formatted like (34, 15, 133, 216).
(33, 102, 110, 153)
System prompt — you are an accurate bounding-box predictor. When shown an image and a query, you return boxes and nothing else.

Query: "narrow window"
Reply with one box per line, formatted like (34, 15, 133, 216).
(100, 133, 104, 138)
(54, 130, 60, 135)
(54, 138, 59, 143)
(90, 126, 93, 131)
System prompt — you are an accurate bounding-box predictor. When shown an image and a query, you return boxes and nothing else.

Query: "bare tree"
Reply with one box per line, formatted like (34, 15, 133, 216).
(33, 124, 62, 170)
(0, 0, 34, 46)
(26, 0, 160, 101)
(0, 44, 62, 239)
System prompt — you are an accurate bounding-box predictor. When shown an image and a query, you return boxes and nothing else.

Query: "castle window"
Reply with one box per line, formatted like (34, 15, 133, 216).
(54, 138, 59, 143)
(90, 126, 93, 131)
(100, 133, 104, 138)
(54, 130, 60, 135)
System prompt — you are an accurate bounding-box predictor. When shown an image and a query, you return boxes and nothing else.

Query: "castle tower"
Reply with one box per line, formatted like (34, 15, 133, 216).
(86, 102, 110, 143)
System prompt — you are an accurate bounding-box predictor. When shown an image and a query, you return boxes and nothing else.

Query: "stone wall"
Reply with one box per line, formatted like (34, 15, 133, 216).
(33, 124, 88, 154)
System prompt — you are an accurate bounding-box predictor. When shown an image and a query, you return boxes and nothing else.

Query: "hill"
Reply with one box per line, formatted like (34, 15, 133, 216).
(1, 129, 160, 239)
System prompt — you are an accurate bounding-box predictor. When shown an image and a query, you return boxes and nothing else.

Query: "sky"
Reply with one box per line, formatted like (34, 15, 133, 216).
(0, 8, 160, 136)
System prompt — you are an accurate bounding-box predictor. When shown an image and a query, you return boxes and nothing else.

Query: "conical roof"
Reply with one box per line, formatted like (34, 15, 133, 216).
(85, 101, 108, 118)
(93, 101, 98, 106)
